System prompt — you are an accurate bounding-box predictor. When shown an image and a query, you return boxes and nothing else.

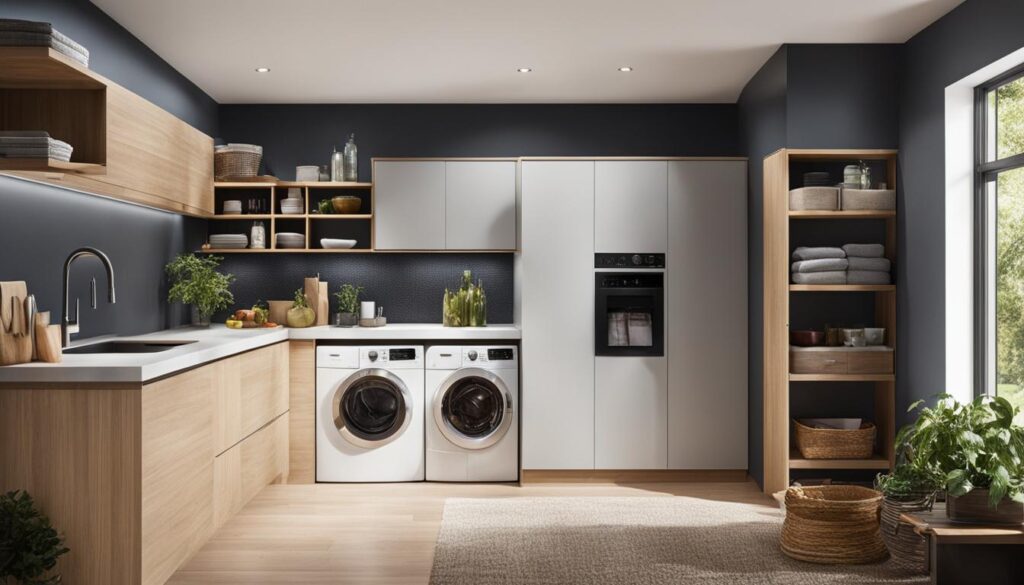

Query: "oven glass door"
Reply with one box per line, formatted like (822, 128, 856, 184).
(595, 273, 664, 357)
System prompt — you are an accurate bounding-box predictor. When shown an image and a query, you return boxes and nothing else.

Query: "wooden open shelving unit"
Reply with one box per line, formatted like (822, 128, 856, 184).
(763, 148, 898, 495)
(204, 181, 374, 253)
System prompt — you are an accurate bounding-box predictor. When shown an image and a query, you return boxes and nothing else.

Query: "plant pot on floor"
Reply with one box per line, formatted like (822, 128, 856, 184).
(947, 489, 1024, 525)
(334, 312, 358, 327)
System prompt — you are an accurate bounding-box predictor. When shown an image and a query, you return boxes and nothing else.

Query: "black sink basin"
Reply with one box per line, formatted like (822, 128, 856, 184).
(63, 340, 197, 354)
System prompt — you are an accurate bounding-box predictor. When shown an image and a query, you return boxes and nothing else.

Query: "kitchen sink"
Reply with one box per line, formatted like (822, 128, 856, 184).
(63, 340, 197, 354)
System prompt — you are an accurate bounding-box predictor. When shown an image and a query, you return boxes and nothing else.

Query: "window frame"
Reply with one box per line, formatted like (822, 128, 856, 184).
(974, 61, 1024, 396)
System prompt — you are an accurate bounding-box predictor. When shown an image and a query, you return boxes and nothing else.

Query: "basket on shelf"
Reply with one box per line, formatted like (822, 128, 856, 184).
(794, 419, 876, 460)
(879, 493, 934, 574)
(214, 143, 262, 180)
(781, 485, 888, 565)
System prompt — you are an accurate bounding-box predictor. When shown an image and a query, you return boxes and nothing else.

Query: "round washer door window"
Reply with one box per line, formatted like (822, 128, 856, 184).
(333, 369, 413, 449)
(435, 368, 513, 450)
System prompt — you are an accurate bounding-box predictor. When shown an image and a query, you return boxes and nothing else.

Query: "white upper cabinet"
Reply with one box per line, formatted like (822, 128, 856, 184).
(445, 161, 517, 250)
(373, 161, 446, 250)
(594, 161, 668, 253)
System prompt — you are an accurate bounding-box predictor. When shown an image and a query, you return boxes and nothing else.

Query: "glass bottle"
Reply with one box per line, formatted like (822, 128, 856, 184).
(860, 162, 872, 190)
(331, 146, 344, 182)
(250, 221, 266, 249)
(342, 134, 358, 182)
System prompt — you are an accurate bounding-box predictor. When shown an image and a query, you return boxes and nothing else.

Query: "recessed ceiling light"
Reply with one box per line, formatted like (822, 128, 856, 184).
(255, 67, 270, 73)
(517, 67, 532, 73)
(618, 66, 633, 72)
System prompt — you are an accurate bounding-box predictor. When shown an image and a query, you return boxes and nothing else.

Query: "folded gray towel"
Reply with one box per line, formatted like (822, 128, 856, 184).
(847, 270, 890, 285)
(0, 19, 54, 34)
(0, 131, 50, 138)
(0, 26, 89, 56)
(792, 271, 847, 285)
(848, 257, 891, 272)
(792, 258, 849, 273)
(792, 246, 846, 261)
(843, 243, 885, 258)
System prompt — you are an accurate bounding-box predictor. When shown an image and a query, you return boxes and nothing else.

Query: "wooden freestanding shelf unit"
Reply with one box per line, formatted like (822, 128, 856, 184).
(762, 148, 898, 495)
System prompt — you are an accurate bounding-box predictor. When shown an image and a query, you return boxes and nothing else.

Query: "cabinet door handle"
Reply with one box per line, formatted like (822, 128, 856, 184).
(824, 359, 838, 364)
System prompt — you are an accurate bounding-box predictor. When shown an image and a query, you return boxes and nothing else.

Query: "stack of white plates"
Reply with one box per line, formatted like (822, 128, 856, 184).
(280, 198, 303, 215)
(276, 232, 305, 249)
(223, 200, 242, 214)
(209, 234, 248, 249)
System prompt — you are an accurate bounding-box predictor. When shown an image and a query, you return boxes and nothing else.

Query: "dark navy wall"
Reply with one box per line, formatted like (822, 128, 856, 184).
(737, 46, 788, 491)
(900, 0, 1024, 426)
(0, 0, 218, 338)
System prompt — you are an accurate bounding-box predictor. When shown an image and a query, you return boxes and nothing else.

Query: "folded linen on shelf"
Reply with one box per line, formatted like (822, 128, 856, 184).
(847, 270, 891, 285)
(0, 28, 90, 66)
(0, 131, 51, 138)
(792, 246, 846, 261)
(848, 257, 891, 272)
(0, 20, 90, 54)
(792, 258, 849, 273)
(842, 243, 885, 258)
(792, 271, 847, 285)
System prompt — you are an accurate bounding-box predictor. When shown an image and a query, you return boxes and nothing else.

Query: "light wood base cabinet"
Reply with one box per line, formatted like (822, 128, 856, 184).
(0, 341, 289, 585)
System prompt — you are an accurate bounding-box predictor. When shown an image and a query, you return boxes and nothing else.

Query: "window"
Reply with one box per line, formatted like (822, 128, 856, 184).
(977, 64, 1024, 423)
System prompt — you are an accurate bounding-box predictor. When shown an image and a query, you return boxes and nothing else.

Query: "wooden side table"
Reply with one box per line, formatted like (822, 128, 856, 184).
(901, 504, 1024, 585)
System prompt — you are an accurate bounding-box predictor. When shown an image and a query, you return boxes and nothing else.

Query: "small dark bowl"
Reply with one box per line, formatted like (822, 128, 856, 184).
(790, 330, 825, 346)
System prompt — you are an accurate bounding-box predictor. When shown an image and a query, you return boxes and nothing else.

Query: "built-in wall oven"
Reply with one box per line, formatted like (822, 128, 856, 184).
(594, 253, 665, 357)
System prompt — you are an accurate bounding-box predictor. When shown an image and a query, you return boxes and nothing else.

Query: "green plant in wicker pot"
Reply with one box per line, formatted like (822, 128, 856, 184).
(898, 394, 1024, 524)
(874, 465, 944, 572)
(333, 284, 363, 327)
(165, 254, 235, 327)
(0, 490, 69, 585)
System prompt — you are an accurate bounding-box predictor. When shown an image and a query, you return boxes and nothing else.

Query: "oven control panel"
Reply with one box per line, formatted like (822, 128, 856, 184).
(595, 253, 665, 268)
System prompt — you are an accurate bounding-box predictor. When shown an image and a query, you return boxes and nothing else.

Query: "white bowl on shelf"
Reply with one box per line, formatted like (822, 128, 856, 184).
(320, 238, 357, 249)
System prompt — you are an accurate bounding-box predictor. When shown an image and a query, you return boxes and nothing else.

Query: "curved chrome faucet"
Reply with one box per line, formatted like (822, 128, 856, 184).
(62, 247, 116, 347)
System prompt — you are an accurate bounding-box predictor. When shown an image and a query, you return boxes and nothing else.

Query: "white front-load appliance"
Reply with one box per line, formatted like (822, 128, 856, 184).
(425, 345, 519, 482)
(316, 345, 425, 482)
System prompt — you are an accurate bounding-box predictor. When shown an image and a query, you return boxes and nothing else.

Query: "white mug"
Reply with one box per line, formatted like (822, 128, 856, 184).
(360, 301, 375, 320)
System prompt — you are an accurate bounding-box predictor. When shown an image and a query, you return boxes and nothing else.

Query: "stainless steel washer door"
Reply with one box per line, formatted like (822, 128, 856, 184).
(434, 368, 513, 450)
(333, 368, 413, 449)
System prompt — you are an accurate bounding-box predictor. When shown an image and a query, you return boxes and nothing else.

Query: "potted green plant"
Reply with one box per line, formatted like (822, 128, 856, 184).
(0, 490, 69, 585)
(333, 284, 363, 327)
(898, 394, 1024, 524)
(874, 465, 944, 573)
(165, 254, 235, 327)
(286, 288, 316, 328)
(442, 270, 486, 327)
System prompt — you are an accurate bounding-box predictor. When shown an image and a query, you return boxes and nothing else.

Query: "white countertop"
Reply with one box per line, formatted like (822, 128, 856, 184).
(0, 323, 519, 385)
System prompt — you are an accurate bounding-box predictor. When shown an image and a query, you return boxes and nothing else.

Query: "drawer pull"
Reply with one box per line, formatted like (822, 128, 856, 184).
(824, 360, 838, 364)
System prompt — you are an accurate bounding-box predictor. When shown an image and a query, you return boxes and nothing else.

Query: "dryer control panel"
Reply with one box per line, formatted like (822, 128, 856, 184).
(425, 346, 518, 369)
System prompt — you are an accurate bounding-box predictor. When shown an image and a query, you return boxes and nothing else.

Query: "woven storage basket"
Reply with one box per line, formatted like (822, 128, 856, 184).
(782, 485, 888, 564)
(879, 494, 934, 574)
(214, 144, 262, 180)
(794, 419, 876, 459)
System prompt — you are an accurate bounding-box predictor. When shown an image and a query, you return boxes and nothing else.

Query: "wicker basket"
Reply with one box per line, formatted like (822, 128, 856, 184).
(214, 144, 262, 180)
(879, 494, 934, 574)
(794, 419, 876, 460)
(782, 485, 888, 564)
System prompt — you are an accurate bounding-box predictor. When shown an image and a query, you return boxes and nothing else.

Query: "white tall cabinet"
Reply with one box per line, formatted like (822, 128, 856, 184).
(519, 157, 747, 472)
(519, 161, 595, 469)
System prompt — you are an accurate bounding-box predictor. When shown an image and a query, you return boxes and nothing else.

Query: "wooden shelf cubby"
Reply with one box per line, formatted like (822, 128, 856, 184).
(763, 148, 899, 495)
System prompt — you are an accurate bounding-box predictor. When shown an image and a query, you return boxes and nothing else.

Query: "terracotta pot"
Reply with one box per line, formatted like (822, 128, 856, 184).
(947, 489, 1024, 525)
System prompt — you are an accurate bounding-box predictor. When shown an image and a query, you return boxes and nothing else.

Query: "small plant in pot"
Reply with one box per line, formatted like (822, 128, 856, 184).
(286, 288, 316, 328)
(165, 254, 234, 327)
(0, 490, 70, 585)
(333, 284, 363, 327)
(898, 394, 1024, 524)
(874, 465, 944, 573)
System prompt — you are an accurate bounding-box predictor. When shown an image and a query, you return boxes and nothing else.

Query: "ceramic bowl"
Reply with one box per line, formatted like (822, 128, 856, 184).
(320, 238, 357, 249)
(790, 330, 825, 346)
(332, 196, 361, 214)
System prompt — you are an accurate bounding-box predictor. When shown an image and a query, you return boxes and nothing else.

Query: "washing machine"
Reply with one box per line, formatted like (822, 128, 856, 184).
(316, 345, 424, 482)
(425, 345, 519, 482)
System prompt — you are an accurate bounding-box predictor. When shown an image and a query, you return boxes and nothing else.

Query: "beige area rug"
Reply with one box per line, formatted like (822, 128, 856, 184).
(429, 497, 929, 585)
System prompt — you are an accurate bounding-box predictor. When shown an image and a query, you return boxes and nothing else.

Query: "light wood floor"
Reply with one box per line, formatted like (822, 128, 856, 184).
(168, 480, 772, 584)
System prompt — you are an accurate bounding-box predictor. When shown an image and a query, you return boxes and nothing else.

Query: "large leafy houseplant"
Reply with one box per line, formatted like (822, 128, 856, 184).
(898, 394, 1024, 511)
(165, 254, 235, 326)
(0, 490, 69, 585)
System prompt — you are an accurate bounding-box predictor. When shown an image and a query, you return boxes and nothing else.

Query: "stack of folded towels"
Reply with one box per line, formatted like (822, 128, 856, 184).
(0, 19, 90, 67)
(0, 131, 73, 162)
(792, 244, 891, 285)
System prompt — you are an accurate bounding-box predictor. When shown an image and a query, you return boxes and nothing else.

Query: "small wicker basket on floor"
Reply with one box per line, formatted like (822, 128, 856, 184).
(782, 485, 888, 564)
(879, 494, 934, 574)
(794, 419, 876, 459)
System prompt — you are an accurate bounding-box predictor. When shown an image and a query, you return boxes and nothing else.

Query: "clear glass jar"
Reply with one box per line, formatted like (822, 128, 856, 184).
(343, 134, 358, 182)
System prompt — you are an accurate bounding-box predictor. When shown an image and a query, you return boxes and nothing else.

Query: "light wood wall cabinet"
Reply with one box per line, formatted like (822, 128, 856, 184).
(0, 341, 289, 585)
(0, 47, 214, 216)
(373, 158, 517, 251)
(762, 149, 897, 495)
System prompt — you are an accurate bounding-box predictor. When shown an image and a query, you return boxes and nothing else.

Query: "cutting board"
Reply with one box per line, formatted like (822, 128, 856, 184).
(304, 277, 330, 326)
(0, 281, 33, 366)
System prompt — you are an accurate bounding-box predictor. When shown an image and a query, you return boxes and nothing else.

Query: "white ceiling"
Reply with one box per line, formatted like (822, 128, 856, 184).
(92, 0, 962, 104)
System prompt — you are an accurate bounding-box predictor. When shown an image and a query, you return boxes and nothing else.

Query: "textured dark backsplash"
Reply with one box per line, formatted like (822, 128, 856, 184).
(214, 253, 513, 324)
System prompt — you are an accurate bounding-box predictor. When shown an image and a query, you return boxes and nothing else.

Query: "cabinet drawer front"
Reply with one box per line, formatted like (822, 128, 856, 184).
(213, 414, 289, 530)
(215, 342, 289, 454)
(790, 351, 848, 374)
(847, 351, 894, 374)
